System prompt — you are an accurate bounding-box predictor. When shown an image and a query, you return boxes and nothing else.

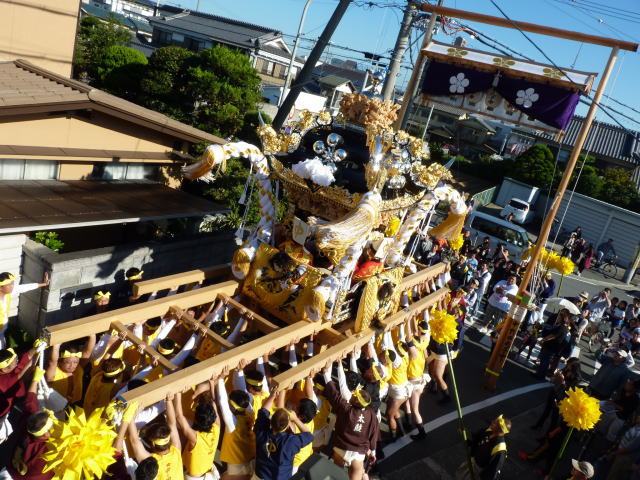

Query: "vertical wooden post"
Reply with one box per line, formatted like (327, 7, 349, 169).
(484, 46, 620, 391)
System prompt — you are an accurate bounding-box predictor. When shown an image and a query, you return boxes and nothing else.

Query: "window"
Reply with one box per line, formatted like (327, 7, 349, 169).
(172, 33, 185, 43)
(272, 63, 285, 79)
(90, 163, 158, 180)
(155, 29, 172, 45)
(0, 160, 57, 179)
(470, 216, 526, 247)
(508, 199, 529, 210)
(258, 59, 275, 76)
(186, 37, 204, 51)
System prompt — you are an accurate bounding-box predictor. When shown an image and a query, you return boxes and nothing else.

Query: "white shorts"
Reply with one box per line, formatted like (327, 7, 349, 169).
(409, 376, 427, 391)
(379, 383, 389, 400)
(185, 467, 220, 480)
(227, 460, 255, 476)
(333, 447, 366, 467)
(427, 351, 447, 363)
(389, 382, 411, 400)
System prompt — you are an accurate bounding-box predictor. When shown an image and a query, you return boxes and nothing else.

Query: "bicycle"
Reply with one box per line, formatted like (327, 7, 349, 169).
(591, 254, 618, 279)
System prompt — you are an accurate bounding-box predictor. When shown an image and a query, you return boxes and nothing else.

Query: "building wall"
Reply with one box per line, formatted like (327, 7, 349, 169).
(496, 177, 541, 207)
(19, 232, 237, 335)
(535, 190, 640, 268)
(0, 0, 80, 77)
(0, 112, 176, 153)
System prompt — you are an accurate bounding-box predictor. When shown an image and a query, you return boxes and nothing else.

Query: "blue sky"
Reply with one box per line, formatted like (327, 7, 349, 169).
(176, 0, 639, 128)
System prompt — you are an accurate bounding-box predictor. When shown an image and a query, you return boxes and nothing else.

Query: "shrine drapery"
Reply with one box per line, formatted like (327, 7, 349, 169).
(421, 60, 581, 130)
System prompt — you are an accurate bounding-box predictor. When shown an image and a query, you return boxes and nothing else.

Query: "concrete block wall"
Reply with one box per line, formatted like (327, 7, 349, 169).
(19, 232, 237, 336)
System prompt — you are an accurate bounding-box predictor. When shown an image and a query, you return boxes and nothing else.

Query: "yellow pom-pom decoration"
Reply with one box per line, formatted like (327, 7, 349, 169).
(546, 251, 560, 269)
(429, 308, 458, 344)
(385, 217, 401, 237)
(558, 387, 601, 431)
(42, 406, 117, 480)
(449, 234, 464, 251)
(555, 256, 575, 276)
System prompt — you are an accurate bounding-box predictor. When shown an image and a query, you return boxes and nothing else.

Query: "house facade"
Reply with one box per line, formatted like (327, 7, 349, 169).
(0, 0, 80, 77)
(147, 8, 304, 87)
(0, 1, 230, 328)
(533, 115, 640, 185)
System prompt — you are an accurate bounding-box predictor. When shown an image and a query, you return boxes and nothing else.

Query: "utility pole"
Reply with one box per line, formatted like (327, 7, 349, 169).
(273, 0, 353, 130)
(395, 0, 445, 130)
(279, 0, 313, 107)
(382, 1, 417, 101)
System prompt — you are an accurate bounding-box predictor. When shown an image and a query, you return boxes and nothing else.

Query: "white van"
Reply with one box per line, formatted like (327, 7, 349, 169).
(465, 211, 530, 261)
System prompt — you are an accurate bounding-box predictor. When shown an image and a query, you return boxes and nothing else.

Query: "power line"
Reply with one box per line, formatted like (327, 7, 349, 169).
(552, 0, 640, 42)
(571, 0, 640, 19)
(487, 0, 640, 135)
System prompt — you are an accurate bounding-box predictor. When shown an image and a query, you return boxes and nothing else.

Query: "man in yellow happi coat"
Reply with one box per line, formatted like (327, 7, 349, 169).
(46, 335, 96, 406)
(128, 393, 183, 480)
(83, 358, 126, 415)
(0, 272, 49, 348)
(175, 379, 221, 480)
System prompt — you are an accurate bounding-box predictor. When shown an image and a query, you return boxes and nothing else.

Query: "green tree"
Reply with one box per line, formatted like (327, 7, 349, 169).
(74, 15, 131, 81)
(98, 46, 147, 98)
(184, 45, 262, 137)
(563, 154, 604, 198)
(140, 46, 196, 122)
(507, 144, 556, 187)
(237, 110, 272, 145)
(599, 168, 639, 208)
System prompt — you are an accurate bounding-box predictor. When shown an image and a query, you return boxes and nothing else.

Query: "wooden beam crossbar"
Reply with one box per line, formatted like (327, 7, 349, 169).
(133, 264, 232, 297)
(380, 287, 449, 330)
(168, 306, 234, 350)
(45, 281, 239, 345)
(273, 286, 450, 391)
(274, 334, 373, 391)
(401, 262, 448, 291)
(121, 321, 323, 408)
(419, 4, 639, 51)
(111, 321, 177, 373)
(219, 294, 279, 333)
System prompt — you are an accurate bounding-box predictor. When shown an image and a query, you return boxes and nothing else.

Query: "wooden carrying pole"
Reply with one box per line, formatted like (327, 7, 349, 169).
(133, 264, 231, 297)
(484, 46, 621, 390)
(45, 280, 239, 345)
(270, 286, 449, 390)
(122, 320, 322, 408)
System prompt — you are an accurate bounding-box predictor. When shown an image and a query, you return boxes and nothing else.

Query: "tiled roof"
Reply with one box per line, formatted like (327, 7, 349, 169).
(318, 75, 352, 88)
(129, 38, 158, 58)
(0, 60, 222, 144)
(311, 63, 370, 91)
(149, 10, 281, 49)
(81, 3, 153, 34)
(536, 115, 640, 165)
(0, 180, 225, 233)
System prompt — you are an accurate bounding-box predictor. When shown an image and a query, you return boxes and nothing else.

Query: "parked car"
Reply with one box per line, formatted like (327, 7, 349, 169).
(465, 211, 530, 261)
(500, 198, 533, 224)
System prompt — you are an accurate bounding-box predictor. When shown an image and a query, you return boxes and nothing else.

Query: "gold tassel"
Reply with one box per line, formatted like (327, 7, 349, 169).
(232, 249, 251, 279)
(315, 194, 380, 265)
(428, 211, 467, 241)
(354, 276, 379, 332)
(306, 289, 326, 322)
